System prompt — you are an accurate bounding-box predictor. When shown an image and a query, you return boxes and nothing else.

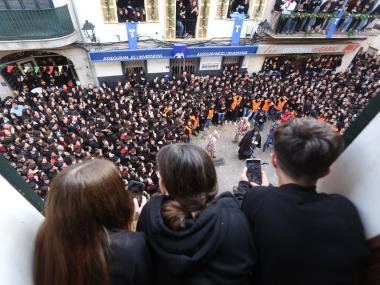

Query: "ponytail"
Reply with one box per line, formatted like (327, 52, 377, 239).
(162, 191, 217, 230)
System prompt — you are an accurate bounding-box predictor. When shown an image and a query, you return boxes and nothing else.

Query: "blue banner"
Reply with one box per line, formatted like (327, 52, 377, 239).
(172, 44, 188, 59)
(90, 48, 173, 62)
(89, 45, 258, 62)
(231, 18, 244, 46)
(327, 9, 345, 39)
(127, 22, 138, 49)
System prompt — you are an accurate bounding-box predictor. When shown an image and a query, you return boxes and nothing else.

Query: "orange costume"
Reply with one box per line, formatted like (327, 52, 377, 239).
(262, 99, 274, 113)
(250, 99, 261, 113)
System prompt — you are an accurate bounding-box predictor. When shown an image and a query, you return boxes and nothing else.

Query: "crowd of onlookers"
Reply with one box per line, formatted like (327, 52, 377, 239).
(274, 0, 379, 34)
(0, 51, 378, 198)
(117, 0, 146, 22)
(176, 0, 199, 38)
(262, 54, 343, 76)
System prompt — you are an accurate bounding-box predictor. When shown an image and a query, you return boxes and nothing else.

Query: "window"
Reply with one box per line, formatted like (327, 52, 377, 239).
(176, 0, 199, 38)
(116, 0, 146, 23)
(101, 0, 118, 23)
(170, 58, 199, 75)
(217, 0, 267, 20)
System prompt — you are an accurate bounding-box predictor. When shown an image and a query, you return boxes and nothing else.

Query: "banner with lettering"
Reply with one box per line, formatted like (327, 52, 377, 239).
(127, 22, 138, 49)
(231, 18, 244, 46)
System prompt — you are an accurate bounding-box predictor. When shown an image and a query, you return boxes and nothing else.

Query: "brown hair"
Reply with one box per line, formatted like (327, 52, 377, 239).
(274, 118, 344, 183)
(34, 159, 134, 285)
(158, 144, 217, 230)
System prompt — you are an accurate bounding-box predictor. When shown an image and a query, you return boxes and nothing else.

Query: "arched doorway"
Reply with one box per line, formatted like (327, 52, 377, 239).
(0, 51, 78, 92)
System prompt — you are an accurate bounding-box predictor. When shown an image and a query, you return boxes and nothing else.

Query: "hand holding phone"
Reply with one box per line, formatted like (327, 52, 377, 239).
(246, 159, 262, 185)
(127, 180, 145, 206)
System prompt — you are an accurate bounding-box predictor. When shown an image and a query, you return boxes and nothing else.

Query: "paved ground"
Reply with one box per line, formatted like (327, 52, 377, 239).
(192, 121, 277, 193)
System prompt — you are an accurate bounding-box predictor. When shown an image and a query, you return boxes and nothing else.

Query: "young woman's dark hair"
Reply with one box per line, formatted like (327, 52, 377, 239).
(158, 144, 217, 229)
(34, 159, 151, 285)
(137, 144, 255, 285)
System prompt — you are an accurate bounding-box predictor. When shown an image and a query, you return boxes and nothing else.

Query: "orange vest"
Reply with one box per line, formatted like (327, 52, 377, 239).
(274, 99, 287, 111)
(207, 108, 215, 119)
(262, 99, 273, 112)
(190, 115, 199, 129)
(250, 100, 261, 112)
(231, 96, 242, 111)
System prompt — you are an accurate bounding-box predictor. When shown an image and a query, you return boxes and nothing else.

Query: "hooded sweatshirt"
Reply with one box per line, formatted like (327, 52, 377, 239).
(137, 192, 256, 285)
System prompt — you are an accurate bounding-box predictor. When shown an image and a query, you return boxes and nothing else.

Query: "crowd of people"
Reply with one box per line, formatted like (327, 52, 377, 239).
(262, 54, 343, 76)
(275, 0, 379, 34)
(0, 51, 378, 199)
(117, 0, 146, 23)
(227, 0, 250, 18)
(176, 0, 199, 38)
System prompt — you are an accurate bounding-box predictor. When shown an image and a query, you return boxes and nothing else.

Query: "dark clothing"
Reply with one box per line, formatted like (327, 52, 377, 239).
(235, 181, 369, 285)
(107, 231, 152, 285)
(238, 129, 261, 159)
(137, 193, 256, 285)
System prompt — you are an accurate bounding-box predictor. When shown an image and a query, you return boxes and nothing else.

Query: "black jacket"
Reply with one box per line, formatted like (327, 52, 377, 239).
(137, 193, 256, 285)
(236, 181, 369, 285)
(107, 231, 152, 285)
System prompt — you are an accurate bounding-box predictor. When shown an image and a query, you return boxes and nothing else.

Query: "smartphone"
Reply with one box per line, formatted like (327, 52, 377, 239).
(246, 159, 262, 185)
(127, 180, 145, 205)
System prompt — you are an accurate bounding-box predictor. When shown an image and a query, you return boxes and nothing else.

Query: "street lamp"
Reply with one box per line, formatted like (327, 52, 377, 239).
(82, 20, 96, 42)
(257, 19, 271, 35)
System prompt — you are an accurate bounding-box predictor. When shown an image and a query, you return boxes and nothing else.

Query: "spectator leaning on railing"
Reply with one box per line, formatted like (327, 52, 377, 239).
(235, 118, 369, 285)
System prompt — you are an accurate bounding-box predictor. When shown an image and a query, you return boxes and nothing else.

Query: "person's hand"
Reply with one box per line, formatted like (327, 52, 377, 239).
(239, 167, 270, 187)
(133, 196, 147, 221)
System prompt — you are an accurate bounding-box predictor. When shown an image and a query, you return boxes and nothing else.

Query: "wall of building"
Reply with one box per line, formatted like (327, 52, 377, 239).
(70, 0, 264, 43)
(0, 175, 43, 285)
(318, 113, 380, 240)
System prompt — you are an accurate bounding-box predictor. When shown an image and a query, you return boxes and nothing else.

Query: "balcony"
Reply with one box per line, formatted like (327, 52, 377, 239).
(0, 5, 75, 41)
(266, 11, 376, 40)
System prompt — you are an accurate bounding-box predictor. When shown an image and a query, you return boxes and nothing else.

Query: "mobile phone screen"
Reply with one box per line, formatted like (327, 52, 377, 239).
(127, 180, 145, 205)
(246, 159, 262, 185)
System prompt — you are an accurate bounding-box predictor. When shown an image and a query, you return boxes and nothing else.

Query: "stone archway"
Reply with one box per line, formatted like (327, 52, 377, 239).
(0, 50, 79, 92)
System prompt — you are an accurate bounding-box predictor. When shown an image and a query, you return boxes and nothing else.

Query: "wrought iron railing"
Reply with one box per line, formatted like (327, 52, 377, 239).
(0, 5, 75, 41)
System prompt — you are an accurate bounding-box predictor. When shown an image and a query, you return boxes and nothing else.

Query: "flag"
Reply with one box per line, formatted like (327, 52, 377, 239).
(49, 66, 54, 73)
(127, 22, 138, 49)
(34, 66, 40, 73)
(231, 17, 244, 46)
(327, 9, 345, 39)
(6, 65, 14, 73)
(41, 66, 46, 72)
(58, 65, 63, 73)
(23, 66, 30, 73)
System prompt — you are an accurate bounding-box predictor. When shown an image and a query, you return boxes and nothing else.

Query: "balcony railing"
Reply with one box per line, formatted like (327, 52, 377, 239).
(0, 5, 75, 41)
(269, 11, 378, 38)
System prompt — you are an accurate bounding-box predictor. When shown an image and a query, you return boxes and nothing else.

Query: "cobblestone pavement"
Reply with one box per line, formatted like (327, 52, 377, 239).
(192, 121, 277, 193)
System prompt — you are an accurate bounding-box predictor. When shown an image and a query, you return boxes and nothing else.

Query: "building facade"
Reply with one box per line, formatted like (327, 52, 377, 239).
(0, 0, 378, 96)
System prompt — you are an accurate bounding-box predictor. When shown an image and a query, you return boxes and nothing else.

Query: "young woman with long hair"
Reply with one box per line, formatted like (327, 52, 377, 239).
(34, 159, 151, 285)
(137, 144, 256, 285)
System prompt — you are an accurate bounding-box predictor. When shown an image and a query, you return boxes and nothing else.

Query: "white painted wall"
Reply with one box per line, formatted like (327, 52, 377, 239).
(245, 55, 265, 73)
(70, 0, 165, 43)
(0, 175, 44, 285)
(147, 59, 170, 73)
(318, 114, 380, 240)
(94, 62, 123, 77)
(70, 0, 264, 43)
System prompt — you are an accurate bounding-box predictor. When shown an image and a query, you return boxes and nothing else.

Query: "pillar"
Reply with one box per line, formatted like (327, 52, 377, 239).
(244, 55, 266, 74)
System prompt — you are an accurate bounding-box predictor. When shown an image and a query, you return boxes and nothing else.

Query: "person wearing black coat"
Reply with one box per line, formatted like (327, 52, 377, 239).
(235, 118, 369, 285)
(238, 126, 261, 159)
(107, 231, 152, 285)
(137, 144, 256, 285)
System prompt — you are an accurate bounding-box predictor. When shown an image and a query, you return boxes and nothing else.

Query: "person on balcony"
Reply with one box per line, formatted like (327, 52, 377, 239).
(275, 0, 297, 34)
